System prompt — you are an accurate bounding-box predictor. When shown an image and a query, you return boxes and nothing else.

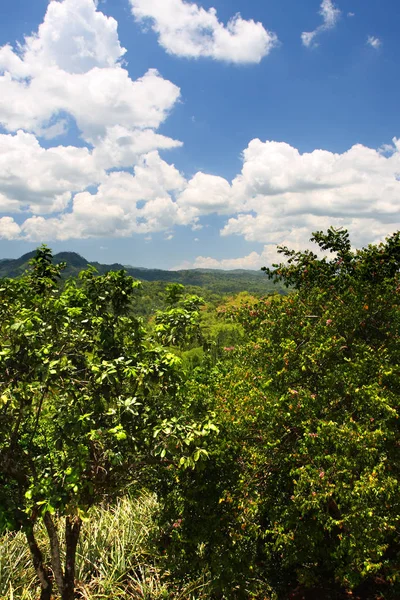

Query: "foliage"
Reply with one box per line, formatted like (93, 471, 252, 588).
(0, 246, 215, 600)
(2, 229, 400, 599)
(161, 228, 400, 598)
(154, 287, 205, 348)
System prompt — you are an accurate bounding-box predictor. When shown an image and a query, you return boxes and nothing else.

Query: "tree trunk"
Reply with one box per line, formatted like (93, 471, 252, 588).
(43, 511, 82, 600)
(25, 525, 53, 600)
(62, 515, 82, 600)
(43, 511, 65, 597)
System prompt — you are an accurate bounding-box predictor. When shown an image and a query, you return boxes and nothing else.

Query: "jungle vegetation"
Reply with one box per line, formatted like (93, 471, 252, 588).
(1, 227, 399, 600)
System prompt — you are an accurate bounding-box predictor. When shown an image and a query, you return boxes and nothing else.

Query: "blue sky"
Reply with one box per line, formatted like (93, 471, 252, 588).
(0, 0, 399, 268)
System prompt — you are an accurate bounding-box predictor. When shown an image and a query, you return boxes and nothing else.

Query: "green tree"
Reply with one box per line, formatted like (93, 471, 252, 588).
(163, 228, 400, 597)
(154, 289, 205, 348)
(0, 246, 214, 600)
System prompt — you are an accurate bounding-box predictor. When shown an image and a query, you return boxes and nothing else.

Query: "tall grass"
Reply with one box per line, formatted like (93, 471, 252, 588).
(0, 493, 211, 600)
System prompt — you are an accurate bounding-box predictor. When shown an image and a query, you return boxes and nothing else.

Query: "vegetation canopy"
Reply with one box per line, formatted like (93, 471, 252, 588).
(0, 246, 215, 600)
(1, 228, 400, 599)
(161, 228, 400, 598)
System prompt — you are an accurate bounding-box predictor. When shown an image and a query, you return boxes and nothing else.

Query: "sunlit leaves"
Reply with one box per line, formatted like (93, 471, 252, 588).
(162, 228, 400, 596)
(0, 246, 217, 597)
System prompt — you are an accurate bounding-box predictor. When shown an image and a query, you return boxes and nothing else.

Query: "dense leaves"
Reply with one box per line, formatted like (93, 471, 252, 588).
(161, 228, 400, 598)
(0, 247, 215, 600)
(154, 284, 205, 348)
(2, 229, 400, 599)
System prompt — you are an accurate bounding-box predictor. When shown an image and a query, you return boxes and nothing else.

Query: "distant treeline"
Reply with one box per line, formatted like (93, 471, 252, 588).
(0, 250, 286, 296)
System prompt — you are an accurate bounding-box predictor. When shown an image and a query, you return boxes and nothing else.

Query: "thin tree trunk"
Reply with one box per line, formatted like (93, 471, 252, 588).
(63, 515, 82, 600)
(25, 525, 53, 600)
(43, 512, 82, 600)
(43, 511, 65, 597)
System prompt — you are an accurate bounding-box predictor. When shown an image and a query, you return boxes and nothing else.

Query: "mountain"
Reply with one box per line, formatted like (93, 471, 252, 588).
(0, 251, 282, 295)
(0, 251, 38, 279)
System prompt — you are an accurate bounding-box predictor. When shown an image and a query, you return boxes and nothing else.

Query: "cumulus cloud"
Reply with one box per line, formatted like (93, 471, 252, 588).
(0, 125, 183, 221)
(193, 251, 263, 270)
(367, 36, 382, 50)
(0, 0, 184, 228)
(1, 0, 126, 76)
(191, 217, 400, 271)
(0, 217, 21, 240)
(0, 130, 103, 214)
(8, 136, 400, 266)
(14, 152, 187, 241)
(220, 138, 400, 250)
(179, 138, 400, 269)
(0, 0, 399, 271)
(301, 0, 341, 48)
(0, 66, 181, 143)
(176, 172, 233, 224)
(0, 0, 181, 142)
(130, 0, 278, 64)
(92, 126, 183, 170)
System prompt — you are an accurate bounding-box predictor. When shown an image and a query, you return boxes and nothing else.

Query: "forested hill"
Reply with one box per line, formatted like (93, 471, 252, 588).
(0, 250, 284, 295)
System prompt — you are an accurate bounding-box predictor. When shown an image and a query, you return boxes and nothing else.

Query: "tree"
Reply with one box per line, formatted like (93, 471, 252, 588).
(162, 228, 400, 597)
(0, 246, 215, 600)
(154, 285, 205, 348)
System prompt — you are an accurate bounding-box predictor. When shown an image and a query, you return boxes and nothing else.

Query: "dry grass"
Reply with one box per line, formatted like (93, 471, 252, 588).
(0, 493, 211, 600)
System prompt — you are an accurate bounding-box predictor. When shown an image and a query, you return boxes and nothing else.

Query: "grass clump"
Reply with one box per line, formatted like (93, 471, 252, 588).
(0, 493, 211, 600)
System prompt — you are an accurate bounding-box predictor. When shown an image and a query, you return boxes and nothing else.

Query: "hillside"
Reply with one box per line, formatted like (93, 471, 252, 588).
(0, 251, 283, 295)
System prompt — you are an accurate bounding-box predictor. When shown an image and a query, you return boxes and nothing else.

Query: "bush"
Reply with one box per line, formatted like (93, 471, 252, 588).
(161, 229, 400, 598)
(0, 247, 216, 600)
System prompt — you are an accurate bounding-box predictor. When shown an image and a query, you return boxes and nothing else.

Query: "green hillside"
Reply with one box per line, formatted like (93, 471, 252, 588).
(0, 250, 283, 295)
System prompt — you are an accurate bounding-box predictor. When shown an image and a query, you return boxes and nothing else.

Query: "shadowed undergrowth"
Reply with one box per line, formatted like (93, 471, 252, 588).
(0, 493, 212, 600)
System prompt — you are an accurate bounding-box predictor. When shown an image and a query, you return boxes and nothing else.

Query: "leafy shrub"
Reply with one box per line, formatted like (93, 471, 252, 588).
(162, 229, 400, 598)
(0, 247, 216, 600)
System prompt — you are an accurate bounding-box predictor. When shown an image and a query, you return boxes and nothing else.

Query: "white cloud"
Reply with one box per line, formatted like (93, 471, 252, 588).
(3, 136, 400, 257)
(14, 152, 186, 241)
(0, 0, 399, 271)
(0, 217, 21, 240)
(176, 172, 233, 224)
(301, 0, 341, 48)
(0, 125, 183, 219)
(0, 65, 181, 143)
(367, 36, 382, 50)
(191, 216, 400, 270)
(7, 0, 126, 75)
(0, 0, 181, 142)
(130, 0, 278, 64)
(179, 138, 400, 269)
(92, 126, 183, 170)
(229, 138, 400, 221)
(0, 0, 184, 226)
(0, 130, 103, 214)
(193, 251, 263, 270)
